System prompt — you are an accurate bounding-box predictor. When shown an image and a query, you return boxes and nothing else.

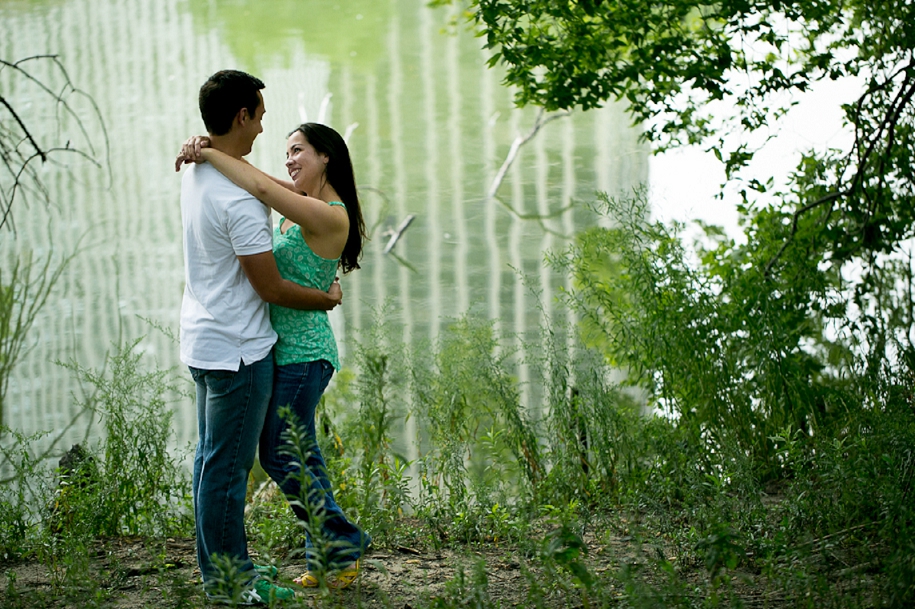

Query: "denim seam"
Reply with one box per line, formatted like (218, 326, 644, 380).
(281, 366, 311, 489)
(217, 363, 252, 559)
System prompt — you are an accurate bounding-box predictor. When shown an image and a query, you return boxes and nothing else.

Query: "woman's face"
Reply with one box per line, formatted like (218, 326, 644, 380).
(285, 131, 327, 192)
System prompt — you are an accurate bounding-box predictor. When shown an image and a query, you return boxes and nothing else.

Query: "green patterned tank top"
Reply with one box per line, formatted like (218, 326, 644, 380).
(270, 202, 344, 369)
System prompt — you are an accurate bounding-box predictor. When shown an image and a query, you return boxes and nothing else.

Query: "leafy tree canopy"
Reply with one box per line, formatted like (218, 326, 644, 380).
(436, 0, 915, 269)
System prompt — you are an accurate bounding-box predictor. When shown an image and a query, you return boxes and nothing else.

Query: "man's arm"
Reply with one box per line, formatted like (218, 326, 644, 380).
(238, 251, 341, 310)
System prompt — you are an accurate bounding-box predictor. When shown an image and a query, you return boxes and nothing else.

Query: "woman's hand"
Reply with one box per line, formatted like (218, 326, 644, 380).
(328, 278, 342, 308)
(174, 135, 212, 172)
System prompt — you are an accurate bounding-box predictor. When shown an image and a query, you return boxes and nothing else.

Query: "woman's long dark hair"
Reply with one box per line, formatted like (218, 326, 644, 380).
(291, 123, 367, 274)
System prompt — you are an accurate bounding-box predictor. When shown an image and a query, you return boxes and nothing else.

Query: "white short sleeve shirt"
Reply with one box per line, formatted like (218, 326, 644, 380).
(179, 162, 277, 371)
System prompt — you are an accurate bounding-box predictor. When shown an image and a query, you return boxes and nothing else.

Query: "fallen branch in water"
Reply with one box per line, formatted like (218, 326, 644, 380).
(383, 214, 416, 255)
(486, 108, 571, 202)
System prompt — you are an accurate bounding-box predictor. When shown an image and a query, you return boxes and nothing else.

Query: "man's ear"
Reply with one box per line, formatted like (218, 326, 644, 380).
(235, 107, 249, 128)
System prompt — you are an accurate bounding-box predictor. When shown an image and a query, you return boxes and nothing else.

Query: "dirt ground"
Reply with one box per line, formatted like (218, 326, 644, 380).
(0, 537, 552, 608)
(0, 523, 830, 608)
(0, 529, 670, 609)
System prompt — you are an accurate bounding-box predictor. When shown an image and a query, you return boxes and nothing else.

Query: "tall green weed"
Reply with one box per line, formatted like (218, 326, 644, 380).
(62, 338, 192, 538)
(548, 191, 852, 482)
(411, 316, 540, 544)
(0, 339, 192, 603)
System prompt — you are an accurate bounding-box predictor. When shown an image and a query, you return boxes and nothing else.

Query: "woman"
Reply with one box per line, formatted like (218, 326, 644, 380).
(178, 123, 370, 589)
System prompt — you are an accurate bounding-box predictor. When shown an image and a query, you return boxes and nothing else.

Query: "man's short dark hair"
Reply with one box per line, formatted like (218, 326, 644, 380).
(198, 70, 265, 136)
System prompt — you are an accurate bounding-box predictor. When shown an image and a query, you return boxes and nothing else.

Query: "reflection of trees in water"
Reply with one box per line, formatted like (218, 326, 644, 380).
(1, 0, 647, 456)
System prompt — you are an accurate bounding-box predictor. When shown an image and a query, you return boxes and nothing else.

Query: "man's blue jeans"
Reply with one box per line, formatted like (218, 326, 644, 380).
(190, 356, 272, 586)
(259, 360, 370, 568)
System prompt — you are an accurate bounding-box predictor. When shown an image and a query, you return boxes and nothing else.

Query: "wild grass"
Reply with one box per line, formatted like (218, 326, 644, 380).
(0, 340, 192, 605)
(3, 193, 915, 608)
(243, 290, 910, 607)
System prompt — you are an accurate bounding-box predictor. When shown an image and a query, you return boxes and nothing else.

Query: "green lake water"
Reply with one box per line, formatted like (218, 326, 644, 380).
(1, 0, 648, 459)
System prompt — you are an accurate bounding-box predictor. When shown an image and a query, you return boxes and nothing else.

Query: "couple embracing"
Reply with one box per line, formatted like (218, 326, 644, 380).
(176, 70, 369, 604)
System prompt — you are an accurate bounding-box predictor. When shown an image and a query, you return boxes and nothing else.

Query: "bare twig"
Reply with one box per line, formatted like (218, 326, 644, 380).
(792, 521, 872, 550)
(486, 108, 571, 201)
(0, 54, 110, 232)
(0, 96, 47, 162)
(2, 146, 102, 230)
(383, 214, 416, 255)
(1, 55, 108, 159)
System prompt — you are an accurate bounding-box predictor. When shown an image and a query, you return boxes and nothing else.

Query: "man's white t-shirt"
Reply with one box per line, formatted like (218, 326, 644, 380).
(179, 162, 277, 371)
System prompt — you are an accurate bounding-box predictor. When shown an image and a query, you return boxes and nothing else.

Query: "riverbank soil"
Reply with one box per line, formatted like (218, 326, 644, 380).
(0, 527, 791, 609)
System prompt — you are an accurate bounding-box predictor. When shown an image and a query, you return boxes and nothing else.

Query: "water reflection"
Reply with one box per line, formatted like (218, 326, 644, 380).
(1, 0, 648, 455)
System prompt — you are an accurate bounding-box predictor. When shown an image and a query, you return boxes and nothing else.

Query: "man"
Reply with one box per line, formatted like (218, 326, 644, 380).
(178, 70, 338, 605)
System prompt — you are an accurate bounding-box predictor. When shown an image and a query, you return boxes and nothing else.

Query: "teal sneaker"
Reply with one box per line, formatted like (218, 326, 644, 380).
(248, 578, 295, 604)
(207, 578, 295, 605)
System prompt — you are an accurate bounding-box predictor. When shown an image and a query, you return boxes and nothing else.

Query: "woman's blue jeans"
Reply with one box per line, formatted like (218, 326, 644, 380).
(190, 356, 272, 587)
(259, 360, 370, 568)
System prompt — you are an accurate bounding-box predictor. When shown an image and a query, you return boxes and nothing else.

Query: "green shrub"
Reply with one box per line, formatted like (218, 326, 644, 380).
(62, 338, 193, 538)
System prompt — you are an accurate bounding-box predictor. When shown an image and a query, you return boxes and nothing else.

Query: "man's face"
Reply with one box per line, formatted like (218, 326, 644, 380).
(241, 91, 265, 156)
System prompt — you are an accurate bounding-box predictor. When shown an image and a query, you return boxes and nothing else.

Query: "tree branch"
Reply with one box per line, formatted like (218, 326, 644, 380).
(486, 108, 571, 201)
(763, 190, 847, 278)
(763, 61, 915, 277)
(0, 96, 46, 162)
(0, 55, 109, 232)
